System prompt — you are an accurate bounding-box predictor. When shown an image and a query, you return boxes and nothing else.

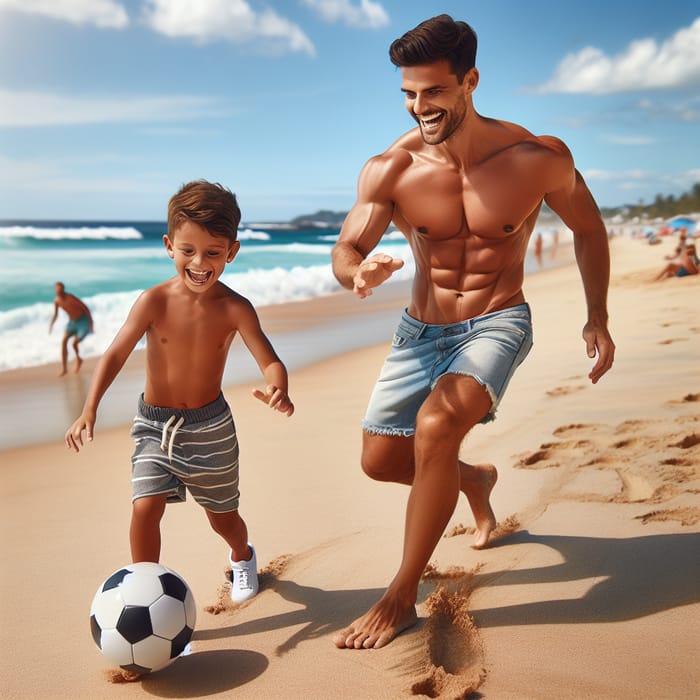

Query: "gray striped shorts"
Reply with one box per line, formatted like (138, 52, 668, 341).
(130, 393, 240, 513)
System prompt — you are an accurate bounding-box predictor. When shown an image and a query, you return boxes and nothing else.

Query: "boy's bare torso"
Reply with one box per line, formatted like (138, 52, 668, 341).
(141, 279, 241, 409)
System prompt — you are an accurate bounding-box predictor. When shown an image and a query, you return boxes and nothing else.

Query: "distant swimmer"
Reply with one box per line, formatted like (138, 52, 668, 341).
(49, 282, 94, 376)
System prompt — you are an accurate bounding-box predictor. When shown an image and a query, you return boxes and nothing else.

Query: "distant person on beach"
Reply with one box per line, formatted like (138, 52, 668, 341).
(655, 243, 699, 280)
(65, 180, 294, 604)
(331, 14, 615, 650)
(534, 232, 543, 268)
(49, 281, 94, 376)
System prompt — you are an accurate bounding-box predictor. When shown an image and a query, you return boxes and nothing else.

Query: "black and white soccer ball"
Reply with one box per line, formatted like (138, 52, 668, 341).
(89, 562, 196, 675)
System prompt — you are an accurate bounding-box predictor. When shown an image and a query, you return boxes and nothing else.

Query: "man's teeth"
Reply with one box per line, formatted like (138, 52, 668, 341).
(420, 113, 442, 127)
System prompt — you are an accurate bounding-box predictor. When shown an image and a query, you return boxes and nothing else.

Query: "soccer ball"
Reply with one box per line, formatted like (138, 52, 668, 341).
(89, 562, 196, 675)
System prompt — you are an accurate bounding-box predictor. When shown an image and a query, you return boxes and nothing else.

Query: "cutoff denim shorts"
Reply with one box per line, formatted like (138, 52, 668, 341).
(362, 304, 533, 436)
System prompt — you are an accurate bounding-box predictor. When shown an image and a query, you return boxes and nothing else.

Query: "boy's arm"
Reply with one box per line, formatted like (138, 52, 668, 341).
(235, 299, 294, 417)
(543, 141, 615, 384)
(65, 292, 152, 451)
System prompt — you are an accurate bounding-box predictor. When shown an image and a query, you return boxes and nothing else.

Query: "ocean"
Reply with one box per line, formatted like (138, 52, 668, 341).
(0, 218, 562, 373)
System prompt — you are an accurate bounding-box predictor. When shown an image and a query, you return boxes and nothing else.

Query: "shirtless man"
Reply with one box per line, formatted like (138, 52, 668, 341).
(331, 14, 615, 650)
(49, 281, 94, 376)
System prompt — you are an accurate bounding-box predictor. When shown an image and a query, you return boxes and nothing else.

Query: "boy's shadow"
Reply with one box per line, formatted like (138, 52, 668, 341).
(470, 530, 700, 627)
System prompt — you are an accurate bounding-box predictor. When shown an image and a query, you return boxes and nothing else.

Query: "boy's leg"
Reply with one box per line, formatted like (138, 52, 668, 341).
(130, 495, 167, 562)
(206, 509, 258, 602)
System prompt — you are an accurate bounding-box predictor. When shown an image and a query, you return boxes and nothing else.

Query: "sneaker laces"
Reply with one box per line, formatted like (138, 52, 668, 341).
(160, 415, 185, 462)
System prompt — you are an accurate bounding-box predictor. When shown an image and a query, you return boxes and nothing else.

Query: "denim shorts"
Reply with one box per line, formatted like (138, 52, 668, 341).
(362, 304, 533, 436)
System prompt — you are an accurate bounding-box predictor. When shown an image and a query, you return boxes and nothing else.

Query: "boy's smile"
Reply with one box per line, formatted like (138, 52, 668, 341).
(163, 220, 239, 293)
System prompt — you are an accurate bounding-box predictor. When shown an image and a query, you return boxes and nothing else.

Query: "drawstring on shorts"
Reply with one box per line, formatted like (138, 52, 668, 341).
(160, 415, 185, 461)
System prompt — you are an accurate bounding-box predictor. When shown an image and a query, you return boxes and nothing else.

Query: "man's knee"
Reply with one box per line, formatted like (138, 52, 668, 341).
(360, 432, 414, 483)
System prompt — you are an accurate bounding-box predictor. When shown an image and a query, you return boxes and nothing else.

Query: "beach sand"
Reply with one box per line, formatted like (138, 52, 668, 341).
(1, 235, 698, 699)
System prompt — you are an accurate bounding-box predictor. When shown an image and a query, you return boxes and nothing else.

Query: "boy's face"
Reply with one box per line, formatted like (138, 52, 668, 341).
(163, 221, 239, 294)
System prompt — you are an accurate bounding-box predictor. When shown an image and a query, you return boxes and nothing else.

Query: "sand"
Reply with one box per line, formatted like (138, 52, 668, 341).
(1, 234, 698, 699)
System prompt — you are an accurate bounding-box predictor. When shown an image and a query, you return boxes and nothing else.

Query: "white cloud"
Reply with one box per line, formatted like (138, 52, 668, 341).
(536, 17, 700, 94)
(301, 0, 389, 29)
(603, 134, 656, 146)
(143, 0, 316, 56)
(0, 0, 128, 29)
(0, 89, 229, 127)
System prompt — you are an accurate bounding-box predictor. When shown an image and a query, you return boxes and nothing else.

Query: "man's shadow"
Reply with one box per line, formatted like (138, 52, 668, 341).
(470, 530, 700, 627)
(194, 530, 700, 654)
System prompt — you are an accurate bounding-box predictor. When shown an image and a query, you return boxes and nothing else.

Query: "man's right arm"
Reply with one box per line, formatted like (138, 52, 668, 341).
(332, 154, 404, 298)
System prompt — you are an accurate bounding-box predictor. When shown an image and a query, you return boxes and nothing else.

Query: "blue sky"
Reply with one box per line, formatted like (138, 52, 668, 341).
(0, 0, 698, 222)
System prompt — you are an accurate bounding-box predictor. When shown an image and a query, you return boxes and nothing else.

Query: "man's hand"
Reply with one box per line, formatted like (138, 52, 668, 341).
(252, 385, 295, 416)
(352, 254, 404, 299)
(583, 321, 615, 384)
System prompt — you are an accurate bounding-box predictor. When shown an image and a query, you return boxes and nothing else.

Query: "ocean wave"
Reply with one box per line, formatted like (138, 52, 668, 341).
(0, 256, 416, 372)
(0, 225, 143, 241)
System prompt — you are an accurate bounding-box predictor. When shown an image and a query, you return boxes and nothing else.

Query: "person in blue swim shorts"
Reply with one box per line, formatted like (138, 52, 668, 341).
(49, 281, 94, 376)
(331, 14, 616, 650)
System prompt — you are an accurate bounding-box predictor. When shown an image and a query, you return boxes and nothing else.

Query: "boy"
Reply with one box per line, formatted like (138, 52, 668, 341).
(49, 281, 94, 376)
(65, 180, 294, 603)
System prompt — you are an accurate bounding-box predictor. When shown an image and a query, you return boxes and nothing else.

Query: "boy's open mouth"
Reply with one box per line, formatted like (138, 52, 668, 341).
(186, 269, 212, 285)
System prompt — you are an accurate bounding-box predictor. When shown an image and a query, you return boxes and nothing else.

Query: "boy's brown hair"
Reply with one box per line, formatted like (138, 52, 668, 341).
(167, 180, 241, 243)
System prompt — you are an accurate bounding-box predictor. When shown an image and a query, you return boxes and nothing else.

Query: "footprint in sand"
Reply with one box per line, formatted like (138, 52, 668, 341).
(658, 337, 688, 345)
(409, 580, 485, 698)
(545, 385, 586, 397)
(513, 397, 700, 526)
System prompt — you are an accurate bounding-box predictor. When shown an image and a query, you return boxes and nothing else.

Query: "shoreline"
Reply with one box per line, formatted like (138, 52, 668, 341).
(0, 246, 575, 451)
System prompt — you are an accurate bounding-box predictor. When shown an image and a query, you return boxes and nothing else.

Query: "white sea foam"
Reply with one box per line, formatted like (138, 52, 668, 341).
(0, 225, 143, 240)
(0, 250, 416, 372)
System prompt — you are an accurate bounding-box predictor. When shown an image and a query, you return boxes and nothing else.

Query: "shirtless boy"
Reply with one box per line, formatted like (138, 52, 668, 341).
(66, 180, 293, 603)
(49, 282, 94, 376)
(331, 14, 615, 649)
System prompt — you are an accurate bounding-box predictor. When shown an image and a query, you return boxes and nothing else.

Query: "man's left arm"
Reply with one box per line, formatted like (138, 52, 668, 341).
(544, 157, 615, 384)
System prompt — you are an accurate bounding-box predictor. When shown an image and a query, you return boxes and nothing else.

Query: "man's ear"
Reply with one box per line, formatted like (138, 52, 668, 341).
(464, 67, 479, 94)
(163, 234, 175, 258)
(227, 240, 241, 263)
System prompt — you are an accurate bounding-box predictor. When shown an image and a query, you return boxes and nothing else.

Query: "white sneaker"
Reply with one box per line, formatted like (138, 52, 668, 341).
(229, 544, 259, 603)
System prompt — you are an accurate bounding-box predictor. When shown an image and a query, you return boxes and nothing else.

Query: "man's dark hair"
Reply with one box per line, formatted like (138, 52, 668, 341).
(389, 14, 477, 84)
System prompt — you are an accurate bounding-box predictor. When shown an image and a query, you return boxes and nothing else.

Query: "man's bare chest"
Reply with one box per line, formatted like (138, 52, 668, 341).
(392, 160, 545, 241)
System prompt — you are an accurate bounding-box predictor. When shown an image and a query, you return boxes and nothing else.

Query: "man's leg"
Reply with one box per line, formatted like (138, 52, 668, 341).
(72, 336, 83, 373)
(333, 374, 492, 649)
(59, 334, 70, 376)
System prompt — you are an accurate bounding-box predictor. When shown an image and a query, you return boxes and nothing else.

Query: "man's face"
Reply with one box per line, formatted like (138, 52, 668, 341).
(400, 60, 474, 145)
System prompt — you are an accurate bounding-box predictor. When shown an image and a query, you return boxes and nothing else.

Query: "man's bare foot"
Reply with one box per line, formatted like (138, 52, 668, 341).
(74, 357, 83, 373)
(58, 368, 67, 377)
(461, 462, 498, 549)
(332, 593, 418, 650)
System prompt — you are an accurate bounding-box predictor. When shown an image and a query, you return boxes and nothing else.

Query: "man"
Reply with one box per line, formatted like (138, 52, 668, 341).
(49, 281, 94, 376)
(331, 14, 615, 650)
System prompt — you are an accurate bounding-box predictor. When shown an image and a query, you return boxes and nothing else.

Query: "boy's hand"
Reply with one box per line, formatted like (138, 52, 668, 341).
(65, 412, 96, 452)
(252, 385, 294, 417)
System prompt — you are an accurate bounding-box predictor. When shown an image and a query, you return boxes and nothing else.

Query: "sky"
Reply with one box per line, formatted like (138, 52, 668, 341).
(0, 0, 699, 222)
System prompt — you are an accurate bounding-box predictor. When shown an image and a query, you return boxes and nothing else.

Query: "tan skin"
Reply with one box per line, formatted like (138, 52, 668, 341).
(66, 221, 293, 564)
(331, 60, 615, 649)
(49, 282, 94, 376)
